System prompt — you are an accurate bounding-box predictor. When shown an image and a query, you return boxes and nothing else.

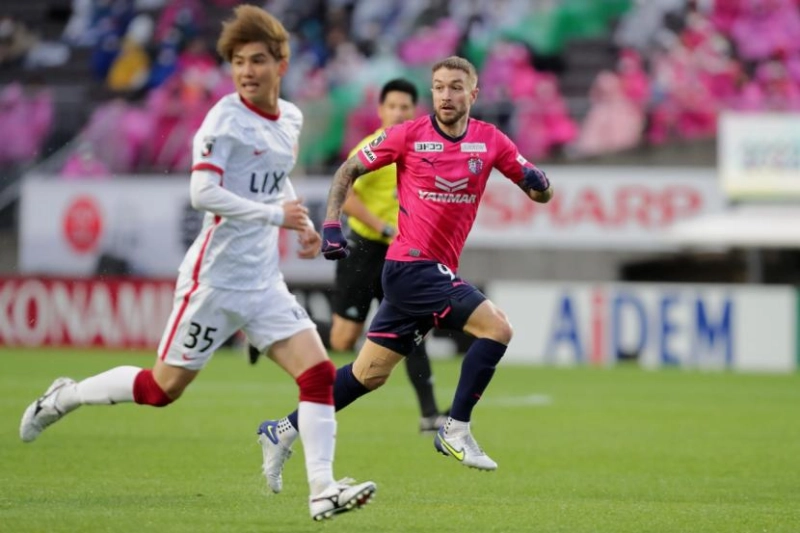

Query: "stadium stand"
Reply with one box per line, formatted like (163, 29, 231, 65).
(3, 0, 800, 279)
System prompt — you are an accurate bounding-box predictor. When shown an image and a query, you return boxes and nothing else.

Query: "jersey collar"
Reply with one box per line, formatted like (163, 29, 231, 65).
(430, 114, 469, 143)
(240, 95, 280, 121)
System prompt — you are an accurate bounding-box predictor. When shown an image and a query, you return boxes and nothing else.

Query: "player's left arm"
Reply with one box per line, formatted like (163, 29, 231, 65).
(517, 169, 553, 204)
(494, 130, 553, 204)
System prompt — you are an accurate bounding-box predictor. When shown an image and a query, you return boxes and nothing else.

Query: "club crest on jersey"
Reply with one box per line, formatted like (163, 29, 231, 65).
(292, 306, 309, 320)
(369, 131, 387, 148)
(467, 156, 484, 175)
(201, 136, 215, 157)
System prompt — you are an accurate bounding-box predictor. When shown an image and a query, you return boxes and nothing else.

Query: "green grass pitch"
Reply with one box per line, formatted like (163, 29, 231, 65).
(1, 348, 799, 532)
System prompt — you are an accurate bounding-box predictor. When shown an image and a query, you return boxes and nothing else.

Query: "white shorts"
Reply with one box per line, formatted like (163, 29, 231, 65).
(157, 277, 316, 370)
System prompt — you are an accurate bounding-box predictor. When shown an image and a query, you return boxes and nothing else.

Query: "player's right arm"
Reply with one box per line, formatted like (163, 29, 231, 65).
(321, 125, 405, 260)
(190, 113, 308, 230)
(190, 170, 309, 230)
(325, 126, 406, 222)
(324, 155, 371, 222)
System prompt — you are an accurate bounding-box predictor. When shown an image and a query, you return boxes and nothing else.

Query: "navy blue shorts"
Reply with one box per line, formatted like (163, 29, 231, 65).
(367, 260, 486, 355)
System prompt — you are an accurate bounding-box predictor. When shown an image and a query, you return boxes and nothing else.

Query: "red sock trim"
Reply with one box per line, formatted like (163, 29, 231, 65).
(133, 369, 173, 407)
(296, 360, 336, 405)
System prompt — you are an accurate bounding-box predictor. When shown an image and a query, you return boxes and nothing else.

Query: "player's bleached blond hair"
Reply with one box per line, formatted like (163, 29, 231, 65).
(431, 56, 478, 88)
(217, 5, 290, 63)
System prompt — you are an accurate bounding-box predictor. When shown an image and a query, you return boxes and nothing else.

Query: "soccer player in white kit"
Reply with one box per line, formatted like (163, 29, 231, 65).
(19, 5, 376, 522)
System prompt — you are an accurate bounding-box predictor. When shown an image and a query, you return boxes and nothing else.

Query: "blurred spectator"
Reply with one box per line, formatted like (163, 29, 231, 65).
(572, 71, 644, 157)
(63, 0, 97, 47)
(106, 14, 153, 92)
(147, 29, 181, 89)
(341, 86, 382, 160)
(479, 41, 537, 104)
(0, 17, 37, 66)
(615, 0, 686, 53)
(755, 60, 800, 110)
(512, 74, 578, 160)
(60, 141, 111, 179)
(733, 72, 767, 111)
(75, 98, 148, 173)
(727, 0, 800, 62)
(398, 18, 461, 66)
(0, 83, 53, 166)
(617, 49, 650, 108)
(177, 36, 217, 73)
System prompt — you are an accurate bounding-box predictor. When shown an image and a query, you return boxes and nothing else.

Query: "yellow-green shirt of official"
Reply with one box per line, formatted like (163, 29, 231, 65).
(347, 129, 398, 244)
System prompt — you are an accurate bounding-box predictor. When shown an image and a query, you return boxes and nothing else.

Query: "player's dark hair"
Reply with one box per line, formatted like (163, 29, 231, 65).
(431, 56, 478, 88)
(217, 5, 290, 63)
(380, 79, 418, 105)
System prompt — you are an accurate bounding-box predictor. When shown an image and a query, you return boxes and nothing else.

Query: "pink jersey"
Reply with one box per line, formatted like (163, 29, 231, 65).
(357, 114, 534, 271)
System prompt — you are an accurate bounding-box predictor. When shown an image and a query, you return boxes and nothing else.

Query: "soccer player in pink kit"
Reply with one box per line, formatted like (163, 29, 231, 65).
(258, 55, 552, 484)
(18, 5, 376, 521)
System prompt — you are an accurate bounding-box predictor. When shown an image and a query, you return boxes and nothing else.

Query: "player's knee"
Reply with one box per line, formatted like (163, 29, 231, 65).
(493, 315, 514, 345)
(352, 362, 391, 391)
(480, 310, 513, 345)
(133, 369, 175, 407)
(296, 360, 336, 405)
(362, 373, 389, 391)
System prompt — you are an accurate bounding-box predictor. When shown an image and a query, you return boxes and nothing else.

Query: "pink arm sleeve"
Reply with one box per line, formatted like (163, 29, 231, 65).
(492, 129, 536, 183)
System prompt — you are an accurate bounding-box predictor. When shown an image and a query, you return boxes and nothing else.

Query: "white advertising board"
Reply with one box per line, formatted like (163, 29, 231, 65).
(0, 277, 175, 348)
(488, 281, 797, 373)
(719, 112, 800, 199)
(19, 176, 335, 283)
(470, 167, 723, 249)
(19, 167, 724, 279)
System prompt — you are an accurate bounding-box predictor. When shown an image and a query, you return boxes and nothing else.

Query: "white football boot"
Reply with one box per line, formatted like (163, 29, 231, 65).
(20, 377, 78, 443)
(433, 420, 498, 471)
(309, 478, 377, 521)
(257, 418, 298, 493)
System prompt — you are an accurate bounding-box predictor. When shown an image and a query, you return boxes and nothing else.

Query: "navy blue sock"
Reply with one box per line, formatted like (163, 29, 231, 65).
(450, 338, 506, 422)
(287, 363, 370, 430)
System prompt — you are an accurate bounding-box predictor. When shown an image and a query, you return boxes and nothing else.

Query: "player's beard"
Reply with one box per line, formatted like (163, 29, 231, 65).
(435, 106, 467, 126)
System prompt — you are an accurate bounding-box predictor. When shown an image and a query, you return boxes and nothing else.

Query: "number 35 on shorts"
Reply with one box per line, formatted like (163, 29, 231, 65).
(183, 321, 218, 353)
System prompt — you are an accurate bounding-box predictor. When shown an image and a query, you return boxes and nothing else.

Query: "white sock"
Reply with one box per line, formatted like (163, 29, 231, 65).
(443, 417, 469, 436)
(297, 401, 336, 496)
(57, 366, 141, 410)
(277, 417, 299, 447)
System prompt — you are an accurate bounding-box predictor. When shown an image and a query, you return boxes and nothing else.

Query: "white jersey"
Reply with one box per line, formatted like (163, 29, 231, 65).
(180, 93, 303, 290)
